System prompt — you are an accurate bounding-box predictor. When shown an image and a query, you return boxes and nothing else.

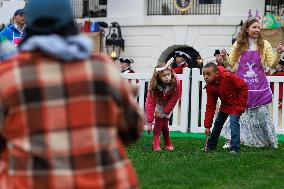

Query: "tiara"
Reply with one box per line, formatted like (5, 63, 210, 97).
(246, 9, 261, 22)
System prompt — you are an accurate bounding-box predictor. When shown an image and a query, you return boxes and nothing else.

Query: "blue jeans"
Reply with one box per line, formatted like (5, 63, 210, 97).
(207, 111, 240, 151)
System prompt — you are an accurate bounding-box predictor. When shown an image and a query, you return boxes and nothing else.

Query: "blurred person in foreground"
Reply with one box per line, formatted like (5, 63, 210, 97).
(0, 0, 144, 188)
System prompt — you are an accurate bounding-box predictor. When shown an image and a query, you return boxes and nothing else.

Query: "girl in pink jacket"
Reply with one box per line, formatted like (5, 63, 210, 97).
(145, 61, 181, 151)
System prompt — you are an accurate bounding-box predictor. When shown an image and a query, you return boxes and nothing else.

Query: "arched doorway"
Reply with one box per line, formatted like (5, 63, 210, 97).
(158, 45, 203, 128)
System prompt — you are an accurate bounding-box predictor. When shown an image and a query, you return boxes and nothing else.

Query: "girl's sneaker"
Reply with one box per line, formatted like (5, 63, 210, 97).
(165, 145, 174, 151)
(164, 137, 174, 150)
(153, 147, 161, 151)
(152, 136, 161, 151)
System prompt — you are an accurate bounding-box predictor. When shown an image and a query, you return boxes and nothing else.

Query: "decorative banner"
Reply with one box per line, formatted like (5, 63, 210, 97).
(174, 0, 193, 12)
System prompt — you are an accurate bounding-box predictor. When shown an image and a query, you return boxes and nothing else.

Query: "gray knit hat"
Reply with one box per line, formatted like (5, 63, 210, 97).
(25, 0, 73, 32)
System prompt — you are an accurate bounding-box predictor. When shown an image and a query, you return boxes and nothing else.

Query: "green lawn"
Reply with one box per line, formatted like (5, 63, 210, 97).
(127, 133, 284, 189)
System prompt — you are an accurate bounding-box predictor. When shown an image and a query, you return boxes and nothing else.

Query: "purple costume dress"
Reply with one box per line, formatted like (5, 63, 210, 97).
(222, 50, 278, 148)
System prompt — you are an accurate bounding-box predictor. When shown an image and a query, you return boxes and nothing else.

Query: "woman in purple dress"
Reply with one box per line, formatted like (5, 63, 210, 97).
(221, 18, 284, 148)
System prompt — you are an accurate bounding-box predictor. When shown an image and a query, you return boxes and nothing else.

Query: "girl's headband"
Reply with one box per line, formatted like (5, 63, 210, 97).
(246, 9, 261, 22)
(155, 57, 174, 72)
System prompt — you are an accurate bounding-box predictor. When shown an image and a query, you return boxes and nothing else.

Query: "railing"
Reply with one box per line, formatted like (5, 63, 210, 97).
(24, 0, 107, 19)
(122, 68, 284, 135)
(71, 0, 107, 19)
(147, 0, 221, 15)
(122, 68, 191, 133)
(265, 0, 284, 15)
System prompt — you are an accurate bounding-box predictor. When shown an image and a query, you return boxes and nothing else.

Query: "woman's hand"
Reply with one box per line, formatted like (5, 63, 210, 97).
(220, 49, 227, 60)
(154, 111, 164, 118)
(276, 43, 284, 54)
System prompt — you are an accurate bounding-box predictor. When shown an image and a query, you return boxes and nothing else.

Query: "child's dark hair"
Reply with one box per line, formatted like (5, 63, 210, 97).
(203, 62, 217, 72)
(149, 62, 177, 96)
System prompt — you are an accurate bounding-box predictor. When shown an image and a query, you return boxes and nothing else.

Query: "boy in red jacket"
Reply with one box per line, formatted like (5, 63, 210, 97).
(203, 62, 248, 153)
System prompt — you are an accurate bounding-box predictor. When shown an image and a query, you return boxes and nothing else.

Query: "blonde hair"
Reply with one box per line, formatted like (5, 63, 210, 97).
(148, 62, 177, 96)
(234, 18, 264, 60)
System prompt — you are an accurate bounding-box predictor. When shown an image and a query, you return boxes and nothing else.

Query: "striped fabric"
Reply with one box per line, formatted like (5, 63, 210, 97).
(0, 52, 144, 189)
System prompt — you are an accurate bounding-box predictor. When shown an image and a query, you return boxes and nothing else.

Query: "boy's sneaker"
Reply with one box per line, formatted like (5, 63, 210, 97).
(223, 142, 231, 149)
(229, 149, 239, 154)
(201, 147, 213, 152)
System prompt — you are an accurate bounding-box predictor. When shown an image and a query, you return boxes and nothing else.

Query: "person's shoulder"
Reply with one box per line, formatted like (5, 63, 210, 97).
(89, 53, 122, 83)
(219, 67, 237, 81)
(263, 39, 269, 43)
(0, 53, 23, 73)
(3, 24, 14, 31)
(90, 53, 114, 65)
(89, 53, 118, 72)
(232, 40, 238, 47)
(7, 24, 14, 29)
(0, 26, 8, 34)
(263, 39, 272, 46)
(0, 51, 44, 72)
(217, 66, 229, 76)
(0, 25, 13, 36)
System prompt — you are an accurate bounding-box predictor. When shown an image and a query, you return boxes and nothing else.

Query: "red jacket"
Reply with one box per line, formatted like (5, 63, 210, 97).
(173, 63, 188, 74)
(145, 77, 181, 123)
(270, 71, 284, 102)
(0, 52, 143, 188)
(204, 67, 248, 128)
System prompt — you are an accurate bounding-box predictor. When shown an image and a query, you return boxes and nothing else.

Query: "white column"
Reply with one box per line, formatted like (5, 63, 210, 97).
(221, 0, 265, 16)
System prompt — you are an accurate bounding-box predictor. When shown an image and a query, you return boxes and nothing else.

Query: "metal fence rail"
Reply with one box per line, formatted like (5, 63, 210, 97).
(122, 68, 284, 135)
(265, 0, 284, 15)
(147, 0, 221, 15)
(71, 0, 107, 19)
(25, 0, 107, 19)
(122, 68, 191, 133)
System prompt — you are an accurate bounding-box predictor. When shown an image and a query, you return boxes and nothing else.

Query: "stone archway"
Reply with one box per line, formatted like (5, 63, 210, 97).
(158, 45, 203, 69)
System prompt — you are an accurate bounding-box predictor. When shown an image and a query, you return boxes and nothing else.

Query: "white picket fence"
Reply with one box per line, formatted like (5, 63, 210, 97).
(122, 68, 284, 135)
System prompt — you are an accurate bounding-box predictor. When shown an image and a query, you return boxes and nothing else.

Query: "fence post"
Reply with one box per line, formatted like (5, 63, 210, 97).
(180, 68, 191, 132)
(190, 68, 200, 133)
(138, 80, 146, 110)
(272, 82, 279, 130)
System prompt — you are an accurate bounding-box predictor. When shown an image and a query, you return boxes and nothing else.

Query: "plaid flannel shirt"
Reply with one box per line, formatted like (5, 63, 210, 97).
(0, 52, 143, 189)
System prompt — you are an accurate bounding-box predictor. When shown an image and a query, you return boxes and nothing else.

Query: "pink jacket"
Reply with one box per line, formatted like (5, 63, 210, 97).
(145, 77, 181, 123)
